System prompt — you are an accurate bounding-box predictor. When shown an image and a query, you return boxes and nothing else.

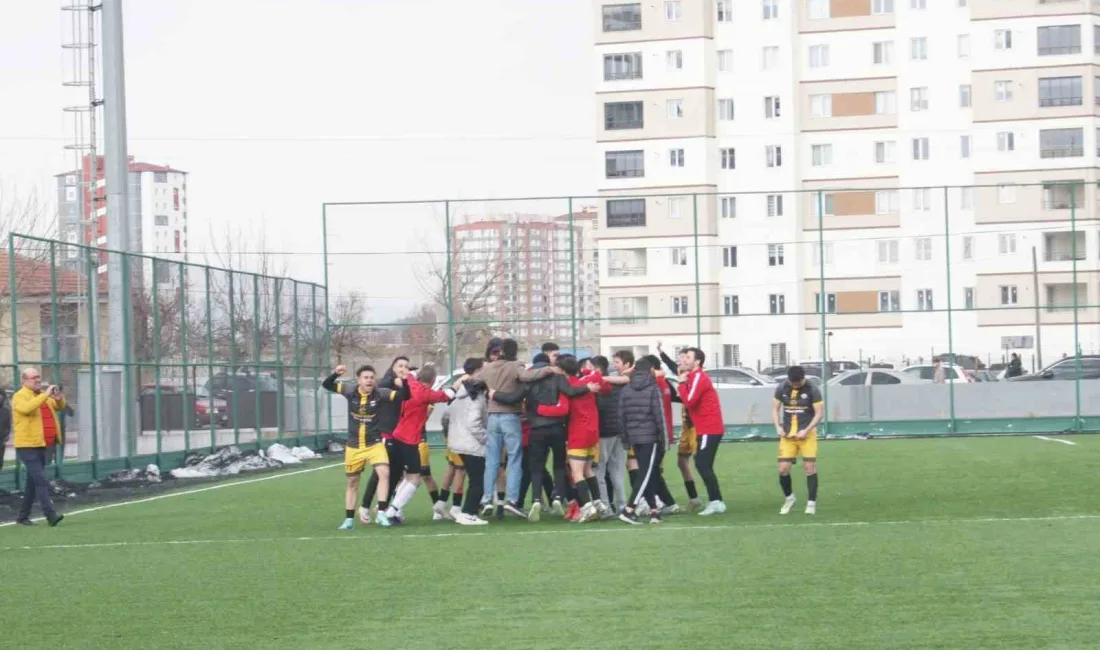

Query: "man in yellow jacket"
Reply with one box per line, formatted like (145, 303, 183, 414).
(13, 367, 64, 526)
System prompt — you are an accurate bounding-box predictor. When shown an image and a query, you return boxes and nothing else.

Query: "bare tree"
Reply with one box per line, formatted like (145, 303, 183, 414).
(327, 290, 370, 364)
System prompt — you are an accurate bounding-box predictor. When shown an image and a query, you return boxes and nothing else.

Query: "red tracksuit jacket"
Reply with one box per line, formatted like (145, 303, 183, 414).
(392, 381, 455, 446)
(565, 370, 604, 450)
(676, 369, 724, 436)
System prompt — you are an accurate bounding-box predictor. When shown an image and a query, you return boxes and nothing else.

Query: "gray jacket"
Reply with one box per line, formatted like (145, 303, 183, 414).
(617, 371, 666, 447)
(443, 380, 488, 457)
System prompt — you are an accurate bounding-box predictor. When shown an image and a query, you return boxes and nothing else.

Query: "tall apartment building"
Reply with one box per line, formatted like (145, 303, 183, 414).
(452, 209, 599, 349)
(594, 0, 1100, 369)
(56, 155, 189, 288)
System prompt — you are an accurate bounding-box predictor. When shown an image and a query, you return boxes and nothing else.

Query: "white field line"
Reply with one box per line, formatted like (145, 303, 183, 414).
(0, 462, 343, 529)
(3, 513, 1099, 553)
(1033, 436, 1077, 446)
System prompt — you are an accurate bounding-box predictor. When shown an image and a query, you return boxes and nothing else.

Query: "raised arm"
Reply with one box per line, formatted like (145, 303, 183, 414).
(321, 365, 353, 396)
(518, 363, 558, 383)
(12, 390, 50, 416)
(659, 350, 678, 376)
(557, 375, 597, 397)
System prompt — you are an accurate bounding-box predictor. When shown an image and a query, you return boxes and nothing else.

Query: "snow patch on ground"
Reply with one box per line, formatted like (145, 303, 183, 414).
(168, 444, 324, 479)
(289, 446, 320, 460)
(327, 440, 345, 453)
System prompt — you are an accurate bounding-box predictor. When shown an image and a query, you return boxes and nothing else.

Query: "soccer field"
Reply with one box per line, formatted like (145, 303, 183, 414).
(2, 435, 1098, 649)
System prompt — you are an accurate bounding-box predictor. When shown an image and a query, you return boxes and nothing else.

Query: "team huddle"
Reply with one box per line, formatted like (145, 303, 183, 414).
(323, 338, 823, 529)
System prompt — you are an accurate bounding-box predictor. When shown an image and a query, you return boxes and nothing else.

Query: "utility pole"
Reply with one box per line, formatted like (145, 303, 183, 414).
(1032, 245, 1042, 369)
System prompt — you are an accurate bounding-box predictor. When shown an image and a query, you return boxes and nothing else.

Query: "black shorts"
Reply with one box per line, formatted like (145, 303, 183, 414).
(392, 440, 423, 475)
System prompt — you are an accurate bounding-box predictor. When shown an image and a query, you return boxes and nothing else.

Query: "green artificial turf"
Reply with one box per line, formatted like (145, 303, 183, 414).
(1, 435, 1097, 649)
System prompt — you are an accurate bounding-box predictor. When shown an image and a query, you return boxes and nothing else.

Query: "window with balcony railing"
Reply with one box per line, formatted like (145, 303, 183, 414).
(1038, 76, 1082, 107)
(1042, 182, 1081, 210)
(1037, 25, 1081, 55)
(1039, 128, 1084, 158)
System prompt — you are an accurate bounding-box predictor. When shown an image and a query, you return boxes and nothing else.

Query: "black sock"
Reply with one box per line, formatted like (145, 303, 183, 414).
(429, 490, 440, 504)
(807, 474, 818, 501)
(453, 491, 463, 507)
(684, 479, 699, 500)
(629, 469, 639, 488)
(585, 477, 601, 503)
(496, 491, 505, 504)
(345, 509, 354, 519)
(780, 474, 792, 497)
(576, 480, 591, 506)
(378, 500, 389, 512)
(439, 489, 450, 504)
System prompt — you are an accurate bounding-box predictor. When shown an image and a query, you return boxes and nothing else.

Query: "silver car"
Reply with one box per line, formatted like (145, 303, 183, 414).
(827, 369, 924, 387)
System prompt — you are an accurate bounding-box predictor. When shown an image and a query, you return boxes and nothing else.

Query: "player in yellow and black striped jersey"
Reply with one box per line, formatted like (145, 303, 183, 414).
(771, 365, 823, 516)
(322, 364, 405, 529)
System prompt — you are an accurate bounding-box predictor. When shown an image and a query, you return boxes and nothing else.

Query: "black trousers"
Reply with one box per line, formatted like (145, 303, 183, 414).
(627, 442, 666, 511)
(695, 434, 723, 502)
(17, 448, 57, 520)
(459, 454, 486, 516)
(519, 445, 555, 508)
(527, 423, 566, 505)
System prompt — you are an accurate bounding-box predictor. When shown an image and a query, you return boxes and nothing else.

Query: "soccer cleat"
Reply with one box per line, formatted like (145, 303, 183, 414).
(686, 498, 703, 513)
(550, 499, 565, 517)
(432, 500, 449, 520)
(636, 502, 651, 517)
(780, 495, 797, 516)
(358, 506, 373, 525)
(698, 500, 727, 517)
(594, 500, 611, 518)
(660, 503, 683, 516)
(376, 511, 392, 528)
(528, 501, 542, 523)
(432, 511, 444, 521)
(805, 501, 817, 515)
(455, 513, 489, 526)
(338, 518, 354, 531)
(599, 509, 617, 521)
(480, 502, 495, 518)
(577, 502, 598, 523)
(503, 501, 527, 519)
(618, 510, 642, 526)
(565, 501, 580, 522)
(450, 505, 464, 520)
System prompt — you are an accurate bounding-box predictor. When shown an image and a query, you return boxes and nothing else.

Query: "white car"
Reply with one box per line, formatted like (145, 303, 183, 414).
(705, 367, 776, 388)
(828, 369, 923, 387)
(901, 364, 972, 384)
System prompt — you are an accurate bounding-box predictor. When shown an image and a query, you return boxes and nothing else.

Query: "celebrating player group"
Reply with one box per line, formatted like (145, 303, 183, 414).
(322, 338, 822, 528)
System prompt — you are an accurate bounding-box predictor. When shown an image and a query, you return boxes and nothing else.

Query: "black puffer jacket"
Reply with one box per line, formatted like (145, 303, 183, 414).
(375, 369, 411, 435)
(618, 370, 666, 446)
(494, 361, 591, 429)
(596, 384, 623, 438)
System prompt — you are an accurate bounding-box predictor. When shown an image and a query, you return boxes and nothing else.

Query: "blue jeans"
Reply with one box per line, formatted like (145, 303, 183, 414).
(483, 413, 523, 504)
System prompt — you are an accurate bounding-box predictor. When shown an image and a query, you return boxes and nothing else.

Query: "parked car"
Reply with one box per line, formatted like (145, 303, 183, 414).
(706, 367, 776, 388)
(902, 364, 972, 384)
(139, 383, 229, 427)
(802, 360, 861, 380)
(203, 372, 281, 400)
(1007, 355, 1100, 382)
(828, 369, 923, 387)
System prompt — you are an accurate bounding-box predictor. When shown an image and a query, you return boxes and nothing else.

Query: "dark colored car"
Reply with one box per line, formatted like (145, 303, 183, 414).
(1007, 356, 1100, 382)
(139, 384, 229, 428)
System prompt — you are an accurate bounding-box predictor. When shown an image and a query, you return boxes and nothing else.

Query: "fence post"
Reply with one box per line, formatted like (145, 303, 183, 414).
(86, 244, 100, 479)
(322, 205, 332, 445)
(48, 241, 62, 476)
(252, 273, 262, 449)
(311, 284, 320, 450)
(444, 201, 456, 373)
(274, 277, 284, 440)
(1071, 182, 1081, 431)
(152, 256, 163, 467)
(228, 271, 239, 447)
(121, 251, 134, 461)
(943, 186, 956, 433)
(8, 235, 20, 490)
(179, 262, 190, 455)
(816, 191, 828, 435)
(293, 280, 302, 448)
(568, 197, 578, 352)
(204, 266, 215, 452)
(692, 193, 701, 348)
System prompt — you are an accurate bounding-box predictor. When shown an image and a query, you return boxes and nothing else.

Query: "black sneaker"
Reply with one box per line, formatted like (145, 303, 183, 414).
(16, 518, 35, 526)
(47, 514, 64, 527)
(618, 509, 641, 526)
(503, 501, 527, 519)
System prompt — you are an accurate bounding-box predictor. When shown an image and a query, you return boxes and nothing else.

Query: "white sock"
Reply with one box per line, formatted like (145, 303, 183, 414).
(392, 480, 419, 511)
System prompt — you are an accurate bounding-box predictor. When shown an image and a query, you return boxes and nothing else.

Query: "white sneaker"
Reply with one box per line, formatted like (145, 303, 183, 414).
(578, 502, 599, 523)
(432, 500, 448, 520)
(594, 500, 610, 517)
(449, 505, 464, 520)
(805, 501, 816, 515)
(432, 511, 443, 521)
(550, 499, 565, 517)
(780, 495, 797, 516)
(479, 502, 494, 518)
(455, 513, 488, 526)
(358, 506, 372, 525)
(698, 500, 727, 516)
(636, 502, 651, 517)
(686, 498, 703, 513)
(528, 501, 542, 523)
(655, 496, 666, 510)
(660, 503, 683, 516)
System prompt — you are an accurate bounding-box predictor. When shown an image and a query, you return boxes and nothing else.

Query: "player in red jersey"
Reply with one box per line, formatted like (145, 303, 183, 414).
(559, 355, 610, 523)
(677, 348, 726, 516)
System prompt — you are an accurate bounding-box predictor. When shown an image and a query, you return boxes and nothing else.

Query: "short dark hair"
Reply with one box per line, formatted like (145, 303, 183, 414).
(787, 365, 806, 383)
(501, 339, 519, 361)
(391, 356, 410, 369)
(558, 354, 580, 376)
(591, 355, 609, 373)
(417, 364, 438, 386)
(532, 353, 550, 365)
(634, 357, 654, 375)
(463, 357, 484, 375)
(541, 342, 560, 353)
(355, 365, 375, 377)
(485, 337, 504, 360)
(613, 350, 635, 366)
(642, 354, 661, 370)
(578, 357, 592, 368)
(685, 347, 706, 368)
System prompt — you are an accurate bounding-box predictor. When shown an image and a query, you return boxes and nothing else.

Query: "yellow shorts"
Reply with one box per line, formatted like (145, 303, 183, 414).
(344, 441, 388, 475)
(418, 441, 431, 466)
(446, 451, 465, 468)
(568, 444, 600, 462)
(678, 427, 698, 456)
(778, 431, 818, 461)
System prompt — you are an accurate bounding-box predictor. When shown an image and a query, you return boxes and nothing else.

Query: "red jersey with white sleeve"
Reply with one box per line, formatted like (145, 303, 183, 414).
(565, 370, 605, 450)
(676, 368, 724, 436)
(392, 381, 456, 446)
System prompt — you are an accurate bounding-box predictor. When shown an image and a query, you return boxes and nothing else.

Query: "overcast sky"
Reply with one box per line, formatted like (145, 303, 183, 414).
(0, 0, 595, 320)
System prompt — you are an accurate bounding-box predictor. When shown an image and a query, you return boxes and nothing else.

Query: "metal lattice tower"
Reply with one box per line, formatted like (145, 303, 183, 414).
(61, 0, 102, 244)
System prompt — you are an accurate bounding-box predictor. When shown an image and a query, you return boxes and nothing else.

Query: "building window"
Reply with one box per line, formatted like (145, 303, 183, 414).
(913, 188, 932, 211)
(723, 246, 738, 268)
(667, 99, 684, 118)
(911, 0, 925, 8)
(809, 44, 830, 68)
(1042, 183, 1079, 210)
(717, 49, 733, 72)
(878, 240, 899, 264)
(770, 343, 788, 367)
(910, 87, 929, 111)
(1000, 285, 1018, 306)
(808, 0, 829, 18)
(762, 46, 779, 70)
(910, 37, 927, 60)
(664, 0, 681, 20)
(720, 147, 736, 170)
(962, 235, 974, 260)
(666, 50, 683, 70)
(912, 137, 929, 161)
(960, 135, 971, 159)
(606, 199, 646, 227)
(810, 94, 832, 117)
(766, 145, 783, 167)
(814, 293, 837, 314)
(960, 187, 973, 210)
(154, 260, 172, 284)
(767, 194, 784, 217)
(669, 148, 685, 167)
(812, 193, 835, 217)
(811, 144, 833, 167)
(915, 237, 932, 261)
(875, 140, 896, 164)
(153, 171, 167, 183)
(671, 247, 688, 266)
(668, 196, 684, 219)
(605, 150, 644, 178)
(763, 0, 779, 19)
(1096, 25, 1100, 54)
(995, 80, 1013, 102)
(875, 190, 899, 214)
(959, 84, 971, 108)
(603, 53, 643, 80)
(765, 96, 781, 118)
(872, 0, 894, 13)
(874, 91, 896, 114)
(721, 196, 737, 218)
(1038, 25, 1081, 55)
(604, 101, 644, 130)
(717, 0, 734, 22)
(995, 29, 1013, 50)
(873, 41, 893, 65)
(1040, 128, 1084, 158)
(769, 294, 786, 315)
(602, 4, 641, 32)
(964, 287, 975, 310)
(811, 242, 834, 266)
(879, 290, 900, 312)
(723, 295, 740, 316)
(672, 296, 690, 315)
(997, 185, 1015, 204)
(1038, 76, 1083, 107)
(768, 244, 785, 267)
(718, 98, 735, 120)
(917, 289, 934, 311)
(999, 233, 1017, 254)
(997, 131, 1015, 152)
(957, 34, 970, 58)
(723, 344, 741, 367)
(154, 214, 169, 226)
